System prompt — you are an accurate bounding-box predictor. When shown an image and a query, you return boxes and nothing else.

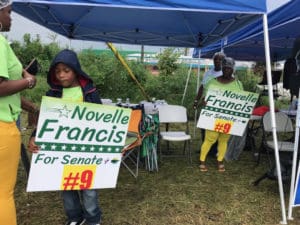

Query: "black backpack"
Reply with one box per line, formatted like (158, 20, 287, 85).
(253, 154, 293, 186)
(283, 58, 300, 99)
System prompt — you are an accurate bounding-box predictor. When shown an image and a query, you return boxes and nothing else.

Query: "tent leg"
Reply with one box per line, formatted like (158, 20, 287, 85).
(263, 14, 287, 225)
(181, 62, 192, 105)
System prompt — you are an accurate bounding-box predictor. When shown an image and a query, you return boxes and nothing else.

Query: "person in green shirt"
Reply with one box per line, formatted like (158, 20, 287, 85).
(0, 1, 37, 224)
(193, 52, 226, 158)
(199, 57, 243, 172)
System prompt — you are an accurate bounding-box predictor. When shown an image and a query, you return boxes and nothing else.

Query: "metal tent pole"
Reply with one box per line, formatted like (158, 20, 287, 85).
(287, 88, 300, 220)
(181, 61, 193, 105)
(194, 50, 201, 137)
(263, 14, 287, 225)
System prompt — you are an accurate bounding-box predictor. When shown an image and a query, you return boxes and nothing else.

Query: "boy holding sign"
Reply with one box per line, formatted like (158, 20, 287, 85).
(199, 57, 243, 172)
(28, 49, 102, 225)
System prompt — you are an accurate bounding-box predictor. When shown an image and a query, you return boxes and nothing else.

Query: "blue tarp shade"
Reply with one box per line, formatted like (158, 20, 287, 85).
(11, 1, 292, 224)
(12, 0, 266, 47)
(199, 0, 300, 61)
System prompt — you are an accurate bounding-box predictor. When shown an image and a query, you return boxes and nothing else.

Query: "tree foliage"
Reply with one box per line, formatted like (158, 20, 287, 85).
(156, 48, 181, 75)
(11, 34, 260, 119)
(78, 49, 149, 102)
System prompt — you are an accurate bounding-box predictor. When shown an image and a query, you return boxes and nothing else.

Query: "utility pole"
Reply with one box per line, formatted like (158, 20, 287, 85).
(141, 45, 144, 63)
(184, 47, 189, 56)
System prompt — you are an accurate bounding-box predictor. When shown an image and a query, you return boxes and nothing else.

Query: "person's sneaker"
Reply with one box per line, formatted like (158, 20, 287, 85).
(65, 219, 86, 225)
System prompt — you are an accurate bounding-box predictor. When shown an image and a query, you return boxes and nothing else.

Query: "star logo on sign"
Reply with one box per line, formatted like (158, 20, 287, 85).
(58, 105, 72, 118)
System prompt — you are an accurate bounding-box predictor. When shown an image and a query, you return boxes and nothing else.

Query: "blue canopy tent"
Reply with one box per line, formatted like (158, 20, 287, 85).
(199, 0, 300, 61)
(11, 0, 288, 223)
(12, 0, 266, 47)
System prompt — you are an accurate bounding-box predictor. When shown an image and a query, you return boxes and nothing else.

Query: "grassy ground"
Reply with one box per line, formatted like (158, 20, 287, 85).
(16, 118, 300, 225)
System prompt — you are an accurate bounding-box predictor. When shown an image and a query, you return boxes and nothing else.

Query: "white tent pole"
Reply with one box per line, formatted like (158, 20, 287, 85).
(181, 60, 192, 105)
(288, 88, 300, 220)
(194, 50, 201, 136)
(196, 50, 201, 93)
(263, 14, 287, 225)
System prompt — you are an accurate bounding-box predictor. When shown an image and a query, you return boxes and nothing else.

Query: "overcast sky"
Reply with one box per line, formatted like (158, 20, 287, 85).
(6, 0, 291, 51)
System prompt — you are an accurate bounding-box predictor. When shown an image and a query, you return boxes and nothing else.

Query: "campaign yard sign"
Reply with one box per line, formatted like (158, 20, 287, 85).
(197, 86, 259, 136)
(27, 96, 131, 192)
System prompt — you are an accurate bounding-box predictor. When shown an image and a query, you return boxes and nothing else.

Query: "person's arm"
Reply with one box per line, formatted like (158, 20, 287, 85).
(28, 136, 39, 153)
(21, 97, 38, 113)
(21, 98, 40, 153)
(0, 70, 36, 96)
(28, 124, 39, 153)
(193, 70, 211, 109)
(193, 85, 204, 109)
(21, 97, 40, 129)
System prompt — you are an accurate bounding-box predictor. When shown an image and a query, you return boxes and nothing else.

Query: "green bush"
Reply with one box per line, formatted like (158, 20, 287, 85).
(235, 69, 260, 93)
(11, 36, 264, 118)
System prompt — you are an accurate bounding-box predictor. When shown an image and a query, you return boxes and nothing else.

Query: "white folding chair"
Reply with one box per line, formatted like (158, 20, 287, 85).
(262, 111, 294, 154)
(158, 104, 192, 163)
(101, 98, 113, 105)
(253, 111, 294, 185)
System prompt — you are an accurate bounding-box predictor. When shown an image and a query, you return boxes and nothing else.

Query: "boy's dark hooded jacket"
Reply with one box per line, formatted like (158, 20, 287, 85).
(31, 49, 101, 137)
(46, 49, 102, 104)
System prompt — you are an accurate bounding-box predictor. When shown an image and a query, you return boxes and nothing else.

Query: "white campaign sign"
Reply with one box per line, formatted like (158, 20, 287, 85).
(197, 86, 259, 136)
(27, 96, 131, 192)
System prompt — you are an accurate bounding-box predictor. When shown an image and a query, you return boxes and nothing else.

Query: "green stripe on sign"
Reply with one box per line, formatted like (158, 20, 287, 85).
(205, 106, 250, 118)
(35, 142, 123, 153)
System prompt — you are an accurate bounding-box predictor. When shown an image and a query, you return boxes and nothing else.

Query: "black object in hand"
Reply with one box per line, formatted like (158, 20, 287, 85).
(25, 58, 39, 76)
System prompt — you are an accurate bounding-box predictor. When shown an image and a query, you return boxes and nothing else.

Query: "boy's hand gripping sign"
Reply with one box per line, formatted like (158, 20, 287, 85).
(197, 86, 258, 136)
(27, 96, 131, 192)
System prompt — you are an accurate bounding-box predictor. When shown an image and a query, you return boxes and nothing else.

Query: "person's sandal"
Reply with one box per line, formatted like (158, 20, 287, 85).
(217, 162, 225, 172)
(199, 164, 208, 172)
